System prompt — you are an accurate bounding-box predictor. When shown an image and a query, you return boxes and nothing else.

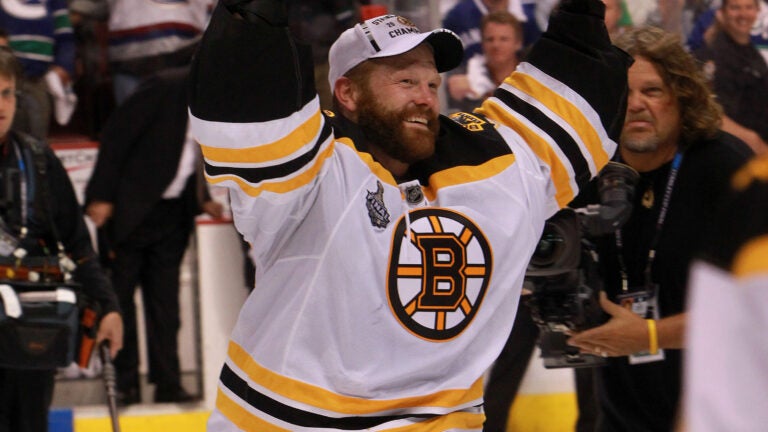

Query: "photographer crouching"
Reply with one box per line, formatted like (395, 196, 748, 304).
(0, 47, 122, 432)
(565, 27, 753, 431)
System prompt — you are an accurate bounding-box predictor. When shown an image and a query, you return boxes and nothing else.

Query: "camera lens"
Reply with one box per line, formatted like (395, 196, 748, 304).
(530, 231, 564, 268)
(526, 209, 582, 276)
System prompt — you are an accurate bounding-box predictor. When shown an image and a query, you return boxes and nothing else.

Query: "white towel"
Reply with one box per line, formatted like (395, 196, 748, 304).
(44, 70, 78, 126)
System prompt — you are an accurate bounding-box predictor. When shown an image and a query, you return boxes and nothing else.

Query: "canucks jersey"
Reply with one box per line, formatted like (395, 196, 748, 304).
(0, 0, 75, 78)
(189, 1, 629, 431)
(107, 0, 212, 64)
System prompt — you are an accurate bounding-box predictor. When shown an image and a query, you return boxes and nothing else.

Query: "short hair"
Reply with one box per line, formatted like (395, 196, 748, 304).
(614, 26, 722, 145)
(721, 0, 759, 9)
(0, 46, 20, 82)
(480, 11, 523, 42)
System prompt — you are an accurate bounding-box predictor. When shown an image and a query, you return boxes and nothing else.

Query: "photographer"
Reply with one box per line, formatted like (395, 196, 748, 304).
(566, 26, 752, 431)
(0, 46, 122, 432)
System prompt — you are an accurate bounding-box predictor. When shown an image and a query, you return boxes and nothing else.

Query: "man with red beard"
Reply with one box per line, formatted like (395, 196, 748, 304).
(567, 26, 752, 431)
(188, 0, 630, 430)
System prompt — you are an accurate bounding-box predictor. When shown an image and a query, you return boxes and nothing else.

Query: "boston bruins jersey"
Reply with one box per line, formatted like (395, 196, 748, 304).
(685, 154, 768, 432)
(189, 2, 629, 431)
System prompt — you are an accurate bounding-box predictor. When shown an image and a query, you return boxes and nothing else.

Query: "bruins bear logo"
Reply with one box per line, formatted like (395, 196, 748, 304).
(387, 208, 492, 341)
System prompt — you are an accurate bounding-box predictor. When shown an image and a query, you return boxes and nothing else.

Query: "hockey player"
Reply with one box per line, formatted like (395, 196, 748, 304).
(188, 0, 630, 430)
(683, 153, 768, 431)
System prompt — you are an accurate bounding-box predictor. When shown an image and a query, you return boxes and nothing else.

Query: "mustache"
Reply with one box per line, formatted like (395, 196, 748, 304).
(625, 114, 653, 124)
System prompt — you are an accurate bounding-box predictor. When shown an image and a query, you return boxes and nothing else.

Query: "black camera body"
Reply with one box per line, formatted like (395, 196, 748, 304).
(525, 162, 639, 369)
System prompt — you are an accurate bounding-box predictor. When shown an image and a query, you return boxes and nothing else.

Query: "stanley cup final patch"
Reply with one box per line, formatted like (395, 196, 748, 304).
(387, 208, 493, 341)
(366, 180, 390, 229)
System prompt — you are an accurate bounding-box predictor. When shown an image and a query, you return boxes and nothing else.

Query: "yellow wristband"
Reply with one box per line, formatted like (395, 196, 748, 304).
(646, 319, 658, 355)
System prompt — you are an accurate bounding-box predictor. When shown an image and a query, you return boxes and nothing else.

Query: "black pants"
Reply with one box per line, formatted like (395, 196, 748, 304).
(111, 199, 193, 392)
(0, 368, 55, 432)
(483, 299, 539, 432)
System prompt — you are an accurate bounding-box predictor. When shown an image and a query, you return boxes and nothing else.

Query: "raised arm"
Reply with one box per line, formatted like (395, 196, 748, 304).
(188, 0, 316, 123)
(477, 0, 631, 208)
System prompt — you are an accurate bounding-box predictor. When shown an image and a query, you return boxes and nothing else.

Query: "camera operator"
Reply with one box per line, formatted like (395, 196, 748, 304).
(566, 26, 753, 431)
(0, 46, 123, 432)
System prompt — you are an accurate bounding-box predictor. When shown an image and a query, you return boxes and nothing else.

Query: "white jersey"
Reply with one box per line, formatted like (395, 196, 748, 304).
(684, 155, 768, 432)
(189, 2, 628, 431)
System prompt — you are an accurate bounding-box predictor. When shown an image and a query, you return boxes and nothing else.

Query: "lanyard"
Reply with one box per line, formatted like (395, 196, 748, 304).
(615, 152, 683, 292)
(11, 141, 28, 241)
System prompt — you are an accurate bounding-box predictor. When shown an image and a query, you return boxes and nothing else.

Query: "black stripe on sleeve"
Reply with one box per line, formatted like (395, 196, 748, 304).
(219, 364, 437, 429)
(493, 90, 592, 187)
(525, 6, 630, 142)
(205, 121, 333, 184)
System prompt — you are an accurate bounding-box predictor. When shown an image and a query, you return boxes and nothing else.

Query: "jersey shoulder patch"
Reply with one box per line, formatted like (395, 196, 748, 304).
(448, 111, 495, 132)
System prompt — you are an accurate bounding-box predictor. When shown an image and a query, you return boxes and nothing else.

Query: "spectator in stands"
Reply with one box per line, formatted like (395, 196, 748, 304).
(0, 0, 76, 139)
(687, 0, 768, 62)
(604, 0, 630, 40)
(104, 0, 213, 104)
(445, 10, 522, 113)
(621, 0, 715, 39)
(442, 0, 548, 65)
(695, 0, 768, 155)
(68, 0, 113, 139)
(287, 0, 357, 110)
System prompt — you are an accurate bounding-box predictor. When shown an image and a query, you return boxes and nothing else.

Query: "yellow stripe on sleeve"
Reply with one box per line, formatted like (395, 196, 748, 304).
(732, 154, 768, 191)
(200, 110, 323, 164)
(733, 234, 768, 277)
(503, 72, 610, 170)
(480, 101, 575, 207)
(206, 140, 335, 197)
(226, 341, 484, 415)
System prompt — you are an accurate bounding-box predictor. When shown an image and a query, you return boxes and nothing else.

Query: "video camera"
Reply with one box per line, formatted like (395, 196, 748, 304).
(525, 162, 639, 369)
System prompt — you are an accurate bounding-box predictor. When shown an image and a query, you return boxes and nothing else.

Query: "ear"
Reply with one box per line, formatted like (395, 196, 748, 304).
(333, 76, 359, 116)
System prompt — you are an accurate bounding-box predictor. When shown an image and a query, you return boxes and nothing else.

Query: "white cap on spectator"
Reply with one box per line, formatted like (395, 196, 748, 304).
(328, 14, 463, 90)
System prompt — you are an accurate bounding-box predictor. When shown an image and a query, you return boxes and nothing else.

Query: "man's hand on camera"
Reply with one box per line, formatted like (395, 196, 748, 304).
(222, 0, 287, 26)
(566, 292, 648, 357)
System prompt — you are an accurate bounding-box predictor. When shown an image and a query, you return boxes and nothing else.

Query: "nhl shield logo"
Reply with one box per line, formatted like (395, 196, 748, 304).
(387, 208, 492, 341)
(366, 181, 390, 229)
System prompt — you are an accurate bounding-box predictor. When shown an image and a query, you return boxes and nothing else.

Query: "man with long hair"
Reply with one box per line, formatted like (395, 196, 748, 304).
(567, 26, 753, 431)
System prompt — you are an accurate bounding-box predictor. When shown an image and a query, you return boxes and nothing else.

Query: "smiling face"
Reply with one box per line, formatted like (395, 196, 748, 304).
(720, 0, 759, 44)
(354, 44, 441, 170)
(620, 56, 681, 170)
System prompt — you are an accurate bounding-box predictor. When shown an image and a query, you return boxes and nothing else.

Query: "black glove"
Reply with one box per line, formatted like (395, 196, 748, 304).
(221, 0, 288, 26)
(557, 0, 605, 19)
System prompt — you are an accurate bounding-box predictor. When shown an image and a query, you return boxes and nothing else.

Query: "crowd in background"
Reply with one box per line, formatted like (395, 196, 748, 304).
(0, 0, 761, 155)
